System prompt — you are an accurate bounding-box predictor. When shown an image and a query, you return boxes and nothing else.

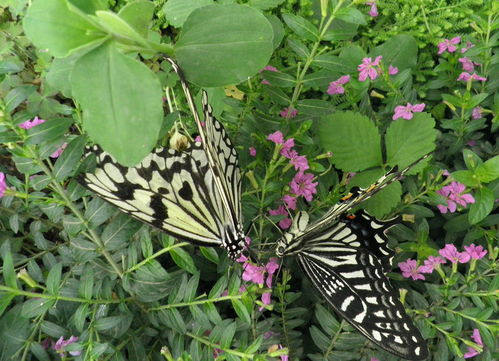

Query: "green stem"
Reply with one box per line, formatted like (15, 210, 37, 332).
(185, 332, 255, 359)
(324, 320, 346, 359)
(148, 295, 242, 311)
(440, 307, 498, 327)
(124, 242, 190, 274)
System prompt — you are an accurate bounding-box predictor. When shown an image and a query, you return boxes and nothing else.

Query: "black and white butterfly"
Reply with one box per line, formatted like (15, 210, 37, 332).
(81, 58, 246, 259)
(276, 159, 429, 360)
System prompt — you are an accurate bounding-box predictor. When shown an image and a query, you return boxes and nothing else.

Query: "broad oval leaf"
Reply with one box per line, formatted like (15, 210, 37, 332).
(175, 4, 273, 86)
(163, 0, 213, 28)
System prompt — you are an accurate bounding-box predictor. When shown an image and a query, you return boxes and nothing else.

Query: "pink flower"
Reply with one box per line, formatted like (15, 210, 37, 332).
(459, 57, 477, 72)
(327, 75, 350, 95)
(419, 256, 446, 273)
(437, 37, 461, 54)
(263, 65, 278, 72)
(53, 336, 81, 356)
(267, 131, 284, 144)
(358, 56, 382, 81)
(461, 41, 475, 53)
(442, 169, 451, 177)
(269, 205, 287, 216)
(388, 65, 399, 75)
(371, 358, 380, 361)
(436, 181, 475, 213)
(467, 140, 476, 146)
(249, 147, 256, 156)
(266, 258, 279, 275)
(0, 172, 6, 198)
(366, 1, 378, 17)
(18, 116, 46, 130)
(439, 244, 471, 264)
(463, 244, 487, 260)
(279, 345, 289, 361)
(213, 348, 223, 358)
(457, 72, 487, 82)
(392, 103, 426, 120)
(263, 331, 275, 339)
(463, 329, 483, 358)
(290, 154, 309, 171)
(280, 138, 295, 158)
(239, 286, 246, 293)
(471, 107, 482, 119)
(242, 263, 265, 285)
(261, 79, 271, 85)
(282, 195, 297, 210)
(280, 107, 298, 118)
(259, 292, 272, 311)
(194, 135, 202, 143)
(289, 172, 318, 201)
(398, 259, 425, 281)
(279, 217, 292, 229)
(50, 142, 67, 158)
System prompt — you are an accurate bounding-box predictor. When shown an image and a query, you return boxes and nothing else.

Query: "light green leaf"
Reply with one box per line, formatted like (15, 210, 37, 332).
(163, 0, 212, 28)
(318, 111, 382, 171)
(23, 0, 104, 57)
(25, 118, 73, 145)
(336, 7, 366, 25)
(362, 182, 403, 218)
(175, 4, 273, 87)
(220, 321, 236, 348)
(468, 187, 494, 225)
(475, 155, 499, 183)
(170, 247, 198, 275)
(463, 149, 483, 169)
(266, 14, 285, 49)
(249, 0, 285, 10)
(71, 41, 163, 166)
(231, 299, 251, 324)
(118, 0, 155, 38)
(1, 251, 17, 290)
(53, 136, 86, 181)
(95, 10, 146, 44)
(371, 34, 418, 70)
(452, 170, 480, 187)
(282, 13, 319, 41)
(385, 112, 436, 168)
(261, 70, 295, 87)
(46, 263, 62, 294)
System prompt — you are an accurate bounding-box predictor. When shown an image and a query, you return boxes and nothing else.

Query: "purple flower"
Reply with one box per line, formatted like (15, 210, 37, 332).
(269, 205, 287, 216)
(213, 348, 223, 358)
(463, 244, 487, 260)
(366, 1, 378, 17)
(18, 116, 46, 130)
(50, 142, 67, 158)
(290, 154, 309, 172)
(0, 172, 6, 198)
(282, 195, 297, 210)
(261, 65, 278, 85)
(267, 131, 284, 144)
(439, 244, 471, 264)
(388, 65, 399, 75)
(459, 57, 477, 72)
(467, 140, 477, 146)
(392, 103, 426, 120)
(280, 107, 298, 118)
(437, 37, 461, 54)
(442, 169, 451, 177)
(436, 181, 475, 213)
(280, 138, 295, 158)
(327, 75, 350, 95)
(279, 217, 292, 230)
(279, 345, 289, 361)
(358, 56, 382, 81)
(471, 107, 482, 119)
(249, 147, 256, 156)
(242, 263, 265, 285)
(461, 41, 475, 53)
(53, 336, 81, 356)
(419, 256, 446, 273)
(263, 331, 275, 339)
(259, 292, 272, 311)
(289, 172, 318, 201)
(463, 329, 483, 358)
(457, 72, 487, 82)
(194, 135, 202, 143)
(398, 259, 425, 281)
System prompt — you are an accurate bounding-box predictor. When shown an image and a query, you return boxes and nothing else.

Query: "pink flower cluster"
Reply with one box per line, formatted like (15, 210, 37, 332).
(261, 65, 278, 85)
(53, 336, 81, 356)
(463, 328, 484, 358)
(436, 181, 475, 214)
(392, 103, 426, 120)
(437, 38, 487, 83)
(398, 243, 487, 280)
(459, 57, 480, 72)
(358, 56, 382, 81)
(457, 72, 487, 82)
(437, 37, 461, 54)
(280, 107, 298, 118)
(0, 172, 6, 198)
(237, 252, 279, 311)
(267, 131, 318, 229)
(18, 116, 45, 129)
(366, 1, 378, 17)
(327, 75, 350, 95)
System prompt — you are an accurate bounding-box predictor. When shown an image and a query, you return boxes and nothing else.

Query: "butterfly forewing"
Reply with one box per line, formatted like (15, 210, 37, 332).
(82, 144, 224, 247)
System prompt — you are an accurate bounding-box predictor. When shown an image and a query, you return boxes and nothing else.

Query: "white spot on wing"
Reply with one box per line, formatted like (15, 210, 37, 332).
(372, 330, 382, 341)
(340, 296, 355, 311)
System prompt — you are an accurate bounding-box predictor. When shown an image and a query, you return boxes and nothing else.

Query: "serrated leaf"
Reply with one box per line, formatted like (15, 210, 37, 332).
(170, 247, 198, 275)
(46, 263, 62, 295)
(318, 111, 382, 171)
(468, 187, 494, 225)
(385, 112, 436, 168)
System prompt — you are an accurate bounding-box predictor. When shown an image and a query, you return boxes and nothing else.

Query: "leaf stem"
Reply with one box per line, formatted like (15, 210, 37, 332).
(148, 295, 242, 311)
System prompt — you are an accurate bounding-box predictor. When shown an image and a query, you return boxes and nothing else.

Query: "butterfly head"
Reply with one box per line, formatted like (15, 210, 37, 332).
(223, 224, 247, 260)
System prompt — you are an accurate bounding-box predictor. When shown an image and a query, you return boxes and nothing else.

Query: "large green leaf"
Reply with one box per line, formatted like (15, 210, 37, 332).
(71, 41, 163, 166)
(371, 34, 418, 70)
(175, 4, 273, 86)
(468, 187, 494, 225)
(318, 111, 382, 171)
(385, 112, 436, 168)
(163, 0, 213, 28)
(23, 0, 105, 57)
(282, 13, 319, 41)
(118, 0, 155, 38)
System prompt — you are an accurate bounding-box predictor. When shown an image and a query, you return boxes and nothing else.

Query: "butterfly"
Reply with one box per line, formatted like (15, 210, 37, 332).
(80, 57, 246, 260)
(275, 158, 430, 360)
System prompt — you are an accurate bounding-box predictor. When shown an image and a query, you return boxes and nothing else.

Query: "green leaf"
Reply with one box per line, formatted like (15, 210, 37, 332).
(175, 4, 273, 87)
(261, 70, 295, 87)
(46, 263, 62, 294)
(220, 321, 236, 348)
(45, 55, 80, 97)
(336, 7, 366, 25)
(53, 135, 86, 181)
(287, 38, 310, 60)
(266, 14, 285, 49)
(385, 112, 436, 168)
(94, 316, 125, 331)
(5, 85, 36, 113)
(71, 41, 163, 166)
(41, 320, 67, 338)
(249, 0, 285, 10)
(200, 247, 219, 264)
(0, 306, 30, 358)
(118, 0, 155, 38)
(315, 304, 339, 336)
(372, 34, 418, 70)
(310, 325, 329, 351)
(184, 274, 199, 302)
(30, 343, 50, 361)
(23, 0, 104, 57)
(21, 298, 55, 318)
(231, 298, 250, 324)
(452, 170, 481, 187)
(2, 250, 17, 290)
(170, 247, 198, 275)
(79, 267, 94, 299)
(163, 0, 213, 28)
(318, 111, 382, 171)
(0, 294, 16, 317)
(282, 13, 319, 41)
(312, 53, 355, 74)
(25, 118, 73, 145)
(363, 182, 403, 218)
(73, 304, 88, 332)
(95, 10, 146, 44)
(208, 275, 228, 299)
(468, 187, 494, 225)
(463, 149, 483, 169)
(475, 155, 499, 183)
(297, 99, 335, 116)
(245, 335, 263, 353)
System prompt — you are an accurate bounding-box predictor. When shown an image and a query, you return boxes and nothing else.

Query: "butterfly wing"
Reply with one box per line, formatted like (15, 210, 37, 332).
(298, 243, 428, 360)
(81, 144, 225, 246)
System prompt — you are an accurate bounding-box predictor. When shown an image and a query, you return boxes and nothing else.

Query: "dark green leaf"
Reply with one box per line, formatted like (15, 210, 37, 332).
(53, 136, 85, 181)
(282, 13, 318, 41)
(371, 34, 418, 70)
(170, 247, 198, 275)
(163, 0, 213, 28)
(336, 7, 366, 25)
(25, 118, 72, 145)
(21, 298, 55, 318)
(1, 250, 17, 290)
(231, 299, 251, 324)
(220, 321, 236, 348)
(200, 247, 219, 264)
(46, 263, 62, 294)
(468, 187, 494, 225)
